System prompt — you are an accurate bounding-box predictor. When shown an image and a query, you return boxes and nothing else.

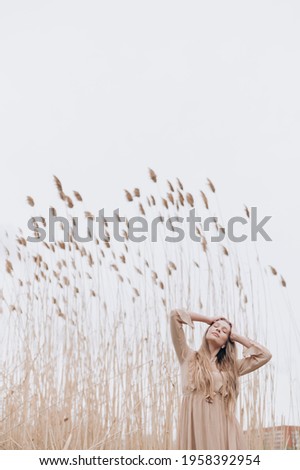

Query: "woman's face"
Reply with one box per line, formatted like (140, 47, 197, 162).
(206, 319, 231, 348)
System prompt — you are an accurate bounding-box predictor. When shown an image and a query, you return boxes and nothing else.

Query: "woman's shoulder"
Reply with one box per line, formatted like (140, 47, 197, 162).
(185, 348, 205, 364)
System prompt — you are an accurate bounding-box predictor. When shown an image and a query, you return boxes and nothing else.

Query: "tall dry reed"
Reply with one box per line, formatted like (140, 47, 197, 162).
(0, 170, 298, 449)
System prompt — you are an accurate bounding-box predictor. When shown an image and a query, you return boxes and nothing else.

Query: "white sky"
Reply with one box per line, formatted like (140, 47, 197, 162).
(1, 1, 300, 425)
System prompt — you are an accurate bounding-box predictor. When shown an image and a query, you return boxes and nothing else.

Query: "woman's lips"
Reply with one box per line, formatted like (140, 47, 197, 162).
(212, 332, 219, 337)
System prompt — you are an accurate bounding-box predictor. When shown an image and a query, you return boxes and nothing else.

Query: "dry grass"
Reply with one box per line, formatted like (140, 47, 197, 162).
(0, 170, 297, 449)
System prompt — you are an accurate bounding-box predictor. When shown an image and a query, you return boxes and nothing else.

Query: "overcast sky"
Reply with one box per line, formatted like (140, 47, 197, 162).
(1, 1, 300, 424)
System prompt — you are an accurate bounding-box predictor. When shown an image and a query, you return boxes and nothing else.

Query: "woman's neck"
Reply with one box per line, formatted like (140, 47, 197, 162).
(207, 342, 220, 360)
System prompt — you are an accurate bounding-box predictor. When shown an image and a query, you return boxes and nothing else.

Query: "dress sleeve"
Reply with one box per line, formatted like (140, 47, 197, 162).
(237, 340, 272, 376)
(170, 309, 195, 364)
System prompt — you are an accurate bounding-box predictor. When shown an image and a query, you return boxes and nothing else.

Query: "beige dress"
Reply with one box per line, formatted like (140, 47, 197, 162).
(170, 309, 272, 450)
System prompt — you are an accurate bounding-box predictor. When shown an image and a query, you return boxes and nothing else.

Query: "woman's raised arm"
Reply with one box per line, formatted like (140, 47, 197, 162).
(170, 309, 195, 364)
(231, 331, 272, 376)
(170, 309, 217, 364)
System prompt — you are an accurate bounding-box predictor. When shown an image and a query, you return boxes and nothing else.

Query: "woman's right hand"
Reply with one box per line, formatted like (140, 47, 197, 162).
(189, 312, 230, 326)
(207, 316, 223, 325)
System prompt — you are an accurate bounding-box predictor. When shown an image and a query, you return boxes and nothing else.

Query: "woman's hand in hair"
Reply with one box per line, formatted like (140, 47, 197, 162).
(189, 312, 230, 327)
(230, 326, 253, 348)
(189, 312, 218, 325)
(208, 316, 225, 325)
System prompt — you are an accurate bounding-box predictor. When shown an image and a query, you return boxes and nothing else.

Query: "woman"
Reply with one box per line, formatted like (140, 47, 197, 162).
(170, 308, 272, 450)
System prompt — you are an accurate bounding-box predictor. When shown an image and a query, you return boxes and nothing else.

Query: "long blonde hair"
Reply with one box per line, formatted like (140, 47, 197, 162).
(189, 323, 239, 414)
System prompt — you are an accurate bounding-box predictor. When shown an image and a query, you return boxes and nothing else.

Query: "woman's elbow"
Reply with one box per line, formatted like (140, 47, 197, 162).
(265, 351, 272, 363)
(170, 309, 179, 317)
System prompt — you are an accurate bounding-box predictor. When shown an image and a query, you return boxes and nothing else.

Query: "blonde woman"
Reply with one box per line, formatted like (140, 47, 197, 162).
(170, 309, 272, 450)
